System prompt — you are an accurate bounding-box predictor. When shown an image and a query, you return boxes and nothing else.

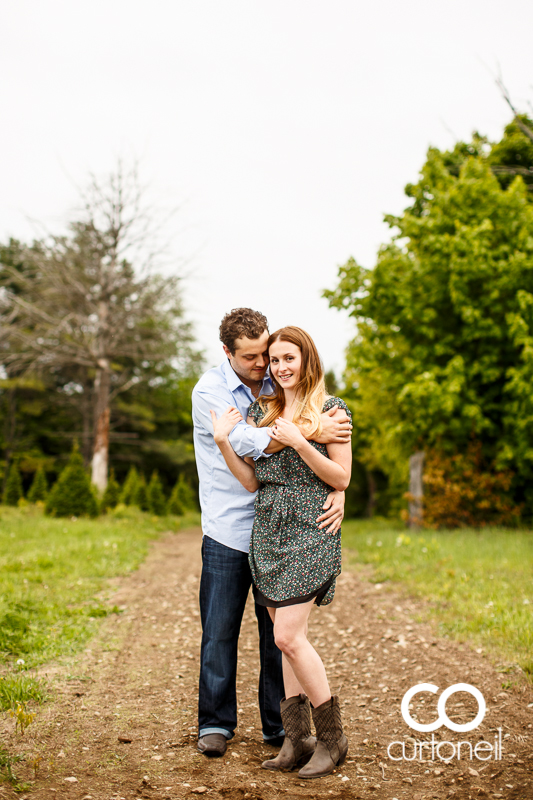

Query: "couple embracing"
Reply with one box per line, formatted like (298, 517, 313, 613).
(192, 308, 352, 779)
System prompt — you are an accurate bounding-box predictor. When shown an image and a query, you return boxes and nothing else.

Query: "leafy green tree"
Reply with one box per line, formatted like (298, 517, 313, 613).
(100, 468, 120, 512)
(134, 474, 149, 512)
(2, 462, 23, 505)
(167, 474, 197, 515)
(147, 470, 166, 515)
(488, 115, 533, 194)
(45, 442, 98, 518)
(27, 466, 48, 502)
(119, 466, 139, 505)
(326, 121, 533, 516)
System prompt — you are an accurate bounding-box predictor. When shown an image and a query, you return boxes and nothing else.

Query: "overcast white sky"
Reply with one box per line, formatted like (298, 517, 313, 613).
(2, 1, 532, 374)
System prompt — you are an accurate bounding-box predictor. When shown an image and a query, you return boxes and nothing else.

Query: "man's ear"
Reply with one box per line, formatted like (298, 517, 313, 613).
(222, 344, 232, 359)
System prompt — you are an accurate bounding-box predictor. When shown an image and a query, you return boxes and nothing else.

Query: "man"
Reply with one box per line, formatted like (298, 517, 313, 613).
(192, 308, 352, 757)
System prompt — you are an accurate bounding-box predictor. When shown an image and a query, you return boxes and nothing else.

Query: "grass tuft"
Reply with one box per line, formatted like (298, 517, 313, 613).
(0, 674, 48, 712)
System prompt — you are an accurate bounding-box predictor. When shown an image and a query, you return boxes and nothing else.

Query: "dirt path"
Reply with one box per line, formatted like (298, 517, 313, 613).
(2, 528, 532, 800)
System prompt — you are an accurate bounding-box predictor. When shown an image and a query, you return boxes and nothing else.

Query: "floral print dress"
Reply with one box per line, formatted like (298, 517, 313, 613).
(247, 397, 351, 607)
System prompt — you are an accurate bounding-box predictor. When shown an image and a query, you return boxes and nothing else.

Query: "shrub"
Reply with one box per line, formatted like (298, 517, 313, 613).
(134, 474, 149, 512)
(100, 469, 121, 513)
(44, 443, 98, 518)
(119, 466, 139, 506)
(167, 474, 197, 515)
(421, 442, 522, 529)
(27, 467, 48, 503)
(147, 471, 166, 516)
(2, 463, 23, 506)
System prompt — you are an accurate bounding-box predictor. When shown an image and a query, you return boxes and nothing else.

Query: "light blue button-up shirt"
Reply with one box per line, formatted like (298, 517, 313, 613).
(192, 359, 274, 553)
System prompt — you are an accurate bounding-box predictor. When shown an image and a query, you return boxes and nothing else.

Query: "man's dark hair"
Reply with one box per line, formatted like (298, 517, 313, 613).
(219, 308, 269, 355)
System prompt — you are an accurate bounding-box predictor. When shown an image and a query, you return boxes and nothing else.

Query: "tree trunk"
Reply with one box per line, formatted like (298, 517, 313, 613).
(91, 360, 110, 493)
(408, 450, 425, 529)
(366, 469, 376, 518)
(81, 375, 93, 467)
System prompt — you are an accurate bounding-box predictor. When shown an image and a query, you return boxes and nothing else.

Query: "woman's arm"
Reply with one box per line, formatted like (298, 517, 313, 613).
(269, 418, 351, 491)
(210, 407, 260, 493)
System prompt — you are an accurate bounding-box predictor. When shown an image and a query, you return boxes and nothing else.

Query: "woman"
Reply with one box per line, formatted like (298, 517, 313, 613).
(210, 327, 352, 779)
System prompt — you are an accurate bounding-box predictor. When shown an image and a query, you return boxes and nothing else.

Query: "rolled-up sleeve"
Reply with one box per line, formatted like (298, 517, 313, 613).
(228, 420, 272, 460)
(193, 387, 271, 460)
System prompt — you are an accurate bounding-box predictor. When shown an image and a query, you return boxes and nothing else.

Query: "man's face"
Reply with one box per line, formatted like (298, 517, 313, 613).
(223, 331, 270, 385)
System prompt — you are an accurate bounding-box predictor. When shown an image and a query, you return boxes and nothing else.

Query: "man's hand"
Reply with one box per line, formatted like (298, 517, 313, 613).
(314, 406, 352, 445)
(316, 490, 345, 534)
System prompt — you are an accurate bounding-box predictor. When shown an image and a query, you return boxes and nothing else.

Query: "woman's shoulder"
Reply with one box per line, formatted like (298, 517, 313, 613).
(322, 396, 352, 418)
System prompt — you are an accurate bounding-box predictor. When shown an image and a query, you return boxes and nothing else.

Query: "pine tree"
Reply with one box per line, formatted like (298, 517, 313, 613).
(2, 462, 23, 506)
(100, 469, 121, 513)
(134, 474, 149, 512)
(119, 466, 139, 505)
(45, 442, 98, 518)
(147, 471, 166, 516)
(27, 466, 49, 503)
(167, 475, 197, 515)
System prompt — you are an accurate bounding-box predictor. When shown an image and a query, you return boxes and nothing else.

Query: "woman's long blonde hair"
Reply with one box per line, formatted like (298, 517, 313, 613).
(257, 326, 329, 438)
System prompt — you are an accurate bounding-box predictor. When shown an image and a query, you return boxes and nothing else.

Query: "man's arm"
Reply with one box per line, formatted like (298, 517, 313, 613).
(254, 404, 353, 453)
(314, 405, 352, 444)
(193, 387, 272, 460)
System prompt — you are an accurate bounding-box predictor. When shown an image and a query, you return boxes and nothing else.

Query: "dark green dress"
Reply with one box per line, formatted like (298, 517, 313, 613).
(248, 396, 351, 607)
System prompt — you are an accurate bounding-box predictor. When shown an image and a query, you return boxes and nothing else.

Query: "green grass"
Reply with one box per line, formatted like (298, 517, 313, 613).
(0, 672, 48, 712)
(342, 519, 533, 677)
(0, 503, 200, 669)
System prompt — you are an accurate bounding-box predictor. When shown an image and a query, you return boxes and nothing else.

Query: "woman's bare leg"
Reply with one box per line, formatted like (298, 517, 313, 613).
(271, 600, 330, 708)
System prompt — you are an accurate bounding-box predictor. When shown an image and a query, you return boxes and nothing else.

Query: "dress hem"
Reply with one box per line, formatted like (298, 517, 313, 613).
(252, 574, 335, 608)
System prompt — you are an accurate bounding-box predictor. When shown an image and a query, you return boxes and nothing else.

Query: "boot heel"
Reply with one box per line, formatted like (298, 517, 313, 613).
(336, 734, 349, 766)
(337, 749, 348, 766)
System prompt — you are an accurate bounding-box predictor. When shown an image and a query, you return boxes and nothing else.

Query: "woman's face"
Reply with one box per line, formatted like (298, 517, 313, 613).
(268, 340, 302, 391)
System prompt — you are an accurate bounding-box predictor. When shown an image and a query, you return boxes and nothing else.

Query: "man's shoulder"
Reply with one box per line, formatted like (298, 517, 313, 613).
(193, 364, 226, 396)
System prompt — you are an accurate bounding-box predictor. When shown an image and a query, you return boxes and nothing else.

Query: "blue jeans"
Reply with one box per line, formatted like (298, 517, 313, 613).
(198, 535, 284, 740)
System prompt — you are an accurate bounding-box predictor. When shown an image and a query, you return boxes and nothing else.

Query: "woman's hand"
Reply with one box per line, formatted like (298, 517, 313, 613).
(269, 417, 306, 449)
(210, 406, 243, 445)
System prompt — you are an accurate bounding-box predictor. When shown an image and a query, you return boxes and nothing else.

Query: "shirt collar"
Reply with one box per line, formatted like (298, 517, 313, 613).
(221, 358, 272, 394)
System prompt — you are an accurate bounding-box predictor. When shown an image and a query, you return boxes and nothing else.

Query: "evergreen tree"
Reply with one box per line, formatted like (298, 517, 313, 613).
(100, 469, 121, 513)
(27, 466, 48, 502)
(2, 462, 23, 506)
(134, 474, 149, 512)
(167, 475, 197, 515)
(119, 466, 139, 505)
(147, 471, 166, 516)
(45, 442, 98, 518)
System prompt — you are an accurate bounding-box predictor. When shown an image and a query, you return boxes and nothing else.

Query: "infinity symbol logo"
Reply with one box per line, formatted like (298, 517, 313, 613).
(401, 683, 486, 733)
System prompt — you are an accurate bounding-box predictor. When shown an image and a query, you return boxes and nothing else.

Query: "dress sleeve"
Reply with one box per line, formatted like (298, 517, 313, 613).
(248, 400, 266, 425)
(323, 396, 353, 422)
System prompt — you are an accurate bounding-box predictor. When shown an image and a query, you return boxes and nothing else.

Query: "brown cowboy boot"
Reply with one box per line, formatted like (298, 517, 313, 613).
(298, 695, 348, 779)
(262, 694, 316, 771)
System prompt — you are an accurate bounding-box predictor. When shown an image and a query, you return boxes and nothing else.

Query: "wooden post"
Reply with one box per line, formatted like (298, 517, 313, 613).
(408, 451, 425, 529)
